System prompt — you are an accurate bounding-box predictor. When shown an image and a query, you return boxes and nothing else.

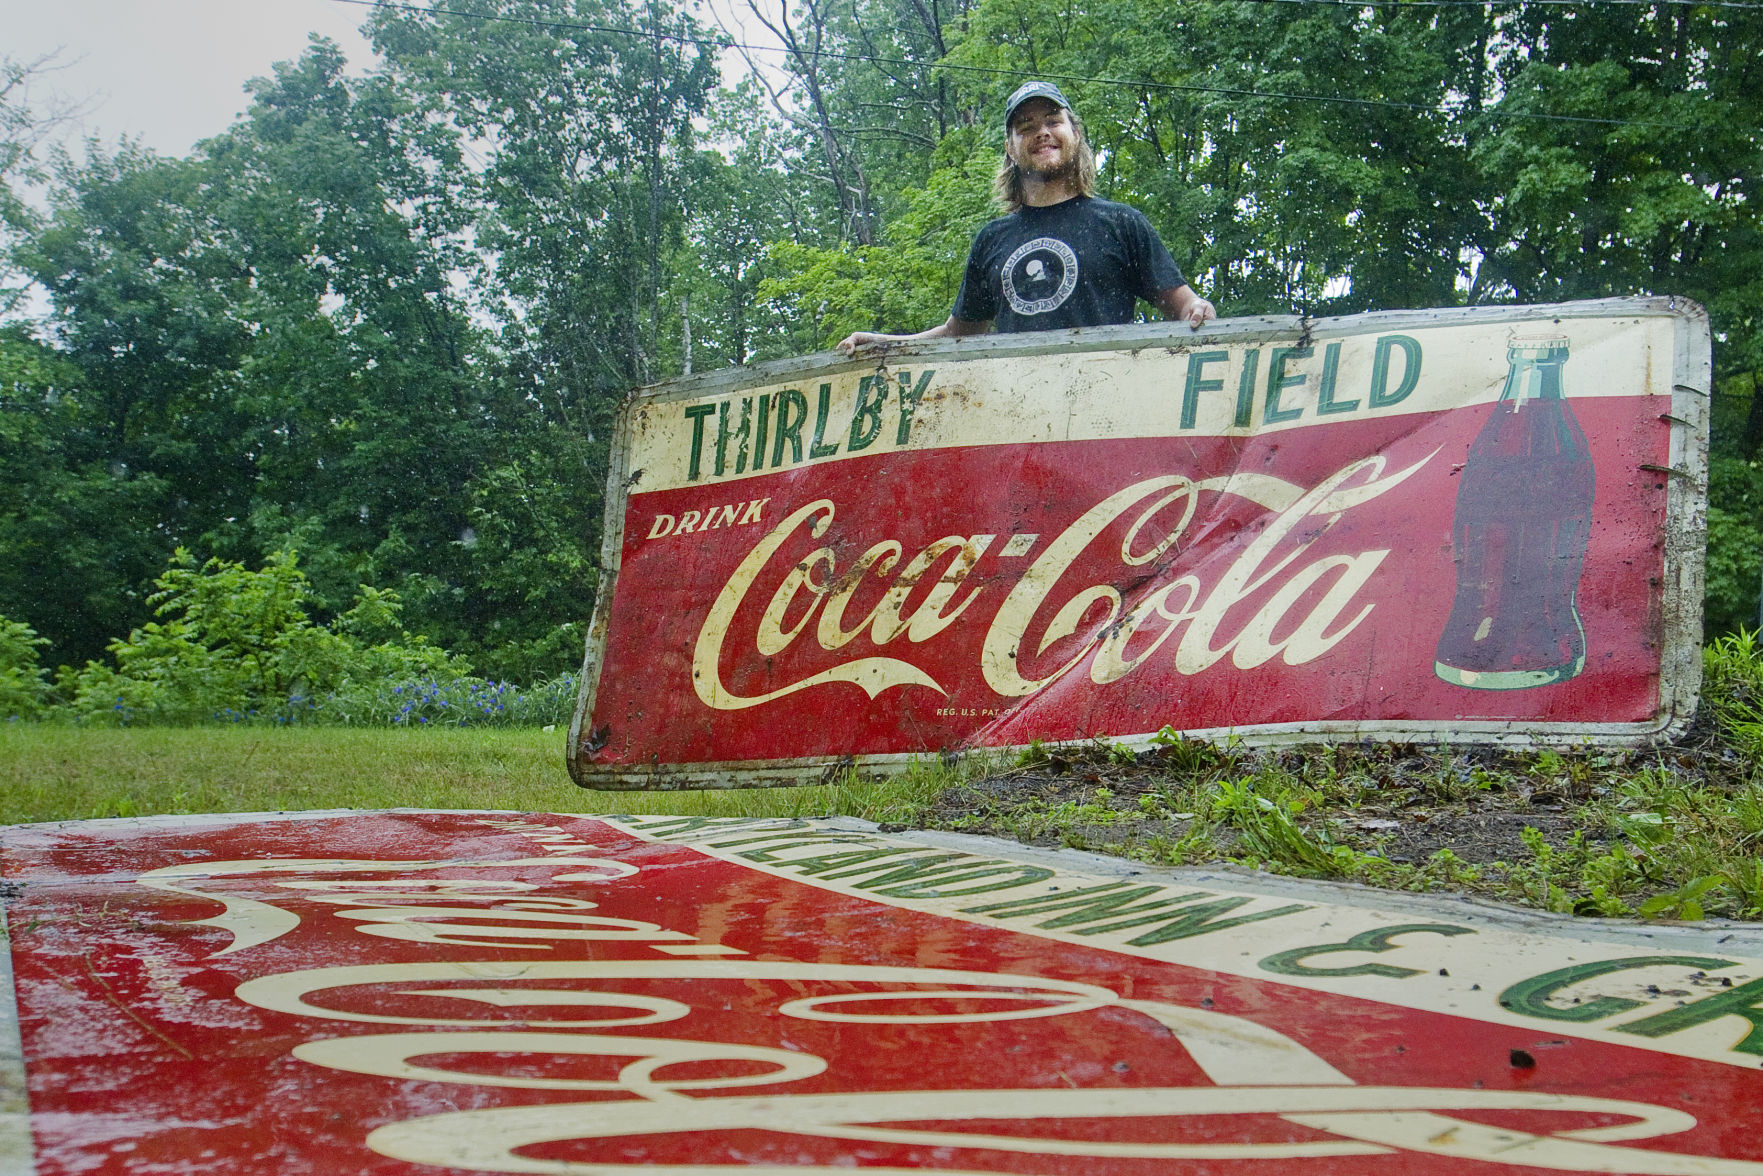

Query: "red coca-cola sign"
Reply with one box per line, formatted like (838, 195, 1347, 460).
(4, 812, 1762, 1175)
(569, 299, 1710, 786)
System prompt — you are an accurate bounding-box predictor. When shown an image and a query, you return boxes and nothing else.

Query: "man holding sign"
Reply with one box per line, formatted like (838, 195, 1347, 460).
(838, 80, 1216, 355)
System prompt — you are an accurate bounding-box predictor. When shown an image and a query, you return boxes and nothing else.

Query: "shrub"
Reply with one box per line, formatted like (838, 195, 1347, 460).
(0, 615, 50, 720)
(64, 548, 465, 725)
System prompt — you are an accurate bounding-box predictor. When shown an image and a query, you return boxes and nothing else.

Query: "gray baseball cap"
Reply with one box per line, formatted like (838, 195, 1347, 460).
(1003, 80, 1072, 128)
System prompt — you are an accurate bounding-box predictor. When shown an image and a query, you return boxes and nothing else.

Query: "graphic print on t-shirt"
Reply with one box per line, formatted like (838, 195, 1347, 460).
(1002, 236, 1079, 316)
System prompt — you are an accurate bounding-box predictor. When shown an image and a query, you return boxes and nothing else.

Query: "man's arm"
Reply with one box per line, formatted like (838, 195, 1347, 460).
(837, 315, 990, 357)
(1155, 284, 1217, 329)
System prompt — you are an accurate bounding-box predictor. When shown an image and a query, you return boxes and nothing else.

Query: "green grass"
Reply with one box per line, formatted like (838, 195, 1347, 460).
(7, 633, 1763, 924)
(897, 633, 1763, 920)
(0, 725, 964, 826)
(923, 722, 1763, 920)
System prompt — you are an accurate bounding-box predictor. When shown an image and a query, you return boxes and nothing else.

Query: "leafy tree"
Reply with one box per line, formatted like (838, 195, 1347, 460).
(668, 82, 823, 368)
(367, 0, 718, 387)
(760, 139, 995, 345)
(3, 148, 254, 670)
(200, 42, 515, 667)
(0, 52, 85, 314)
(9, 41, 608, 678)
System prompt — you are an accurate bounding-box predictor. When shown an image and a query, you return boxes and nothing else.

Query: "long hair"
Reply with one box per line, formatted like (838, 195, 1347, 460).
(992, 113, 1098, 214)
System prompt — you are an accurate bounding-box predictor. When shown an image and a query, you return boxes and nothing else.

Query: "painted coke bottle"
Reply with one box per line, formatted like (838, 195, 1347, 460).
(1434, 335, 1594, 689)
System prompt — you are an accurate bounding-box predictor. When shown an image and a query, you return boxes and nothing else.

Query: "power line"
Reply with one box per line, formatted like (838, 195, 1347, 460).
(327, 0, 1708, 130)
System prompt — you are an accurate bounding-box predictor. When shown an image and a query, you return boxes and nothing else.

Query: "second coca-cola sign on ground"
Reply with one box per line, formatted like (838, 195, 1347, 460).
(570, 298, 1710, 787)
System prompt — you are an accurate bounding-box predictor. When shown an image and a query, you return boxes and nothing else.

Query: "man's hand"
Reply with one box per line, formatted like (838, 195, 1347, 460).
(836, 317, 988, 357)
(837, 331, 887, 357)
(1158, 285, 1217, 330)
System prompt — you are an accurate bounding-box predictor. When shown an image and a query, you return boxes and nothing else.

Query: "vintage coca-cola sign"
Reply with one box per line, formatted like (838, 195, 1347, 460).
(5, 811, 1763, 1176)
(570, 298, 1710, 787)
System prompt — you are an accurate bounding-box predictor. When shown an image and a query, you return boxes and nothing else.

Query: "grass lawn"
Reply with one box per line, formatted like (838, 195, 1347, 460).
(0, 725, 950, 826)
(6, 629, 1763, 922)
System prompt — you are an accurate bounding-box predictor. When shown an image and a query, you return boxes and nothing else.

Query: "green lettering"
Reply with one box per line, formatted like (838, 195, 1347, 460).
(714, 399, 749, 476)
(964, 882, 1183, 925)
(771, 388, 808, 466)
(753, 392, 772, 470)
(1182, 350, 1228, 430)
(849, 376, 887, 451)
(707, 830, 867, 853)
(684, 404, 716, 480)
(820, 852, 971, 886)
(1124, 897, 1310, 945)
(809, 383, 840, 458)
(1234, 349, 1260, 428)
(1616, 975, 1763, 1053)
(1264, 346, 1310, 424)
(784, 849, 919, 876)
(895, 369, 935, 445)
(625, 816, 805, 837)
(1315, 341, 1356, 415)
(1259, 923, 1473, 978)
(872, 865, 1055, 898)
(964, 882, 1308, 944)
(1370, 334, 1421, 407)
(1497, 955, 1734, 1024)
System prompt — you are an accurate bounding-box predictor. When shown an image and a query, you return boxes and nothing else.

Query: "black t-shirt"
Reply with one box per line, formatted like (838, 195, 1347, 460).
(951, 196, 1187, 333)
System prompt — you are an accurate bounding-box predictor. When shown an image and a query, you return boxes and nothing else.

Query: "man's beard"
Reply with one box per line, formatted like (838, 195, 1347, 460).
(1017, 142, 1080, 184)
(1023, 156, 1078, 183)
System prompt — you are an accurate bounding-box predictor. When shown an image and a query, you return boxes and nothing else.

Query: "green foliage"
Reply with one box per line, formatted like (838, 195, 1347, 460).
(1637, 875, 1722, 923)
(1705, 459, 1763, 635)
(366, 0, 717, 389)
(0, 54, 59, 314)
(760, 149, 997, 346)
(0, 613, 49, 719)
(669, 83, 820, 367)
(1210, 777, 1367, 877)
(4, 44, 603, 677)
(1150, 726, 1243, 775)
(63, 548, 460, 726)
(1703, 629, 1763, 757)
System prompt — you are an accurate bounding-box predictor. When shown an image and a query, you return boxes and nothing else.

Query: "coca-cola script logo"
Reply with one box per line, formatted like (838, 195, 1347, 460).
(692, 452, 1435, 710)
(138, 827, 1763, 1175)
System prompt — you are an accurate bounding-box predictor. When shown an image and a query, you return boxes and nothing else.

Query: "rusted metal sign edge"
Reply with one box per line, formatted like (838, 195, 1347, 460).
(0, 902, 34, 1176)
(569, 297, 1712, 790)
(580, 295, 1704, 400)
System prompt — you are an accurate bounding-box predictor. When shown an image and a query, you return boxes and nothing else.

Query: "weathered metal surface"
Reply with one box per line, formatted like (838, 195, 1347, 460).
(569, 297, 1712, 788)
(3, 810, 1763, 1175)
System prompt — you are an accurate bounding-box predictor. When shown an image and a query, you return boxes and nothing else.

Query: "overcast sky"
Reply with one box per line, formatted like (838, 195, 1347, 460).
(3, 0, 777, 164)
(3, 0, 379, 160)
